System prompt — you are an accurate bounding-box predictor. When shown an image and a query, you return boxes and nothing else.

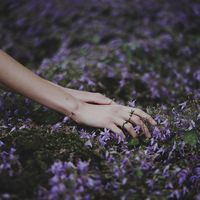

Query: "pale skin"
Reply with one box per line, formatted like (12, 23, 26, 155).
(0, 50, 157, 140)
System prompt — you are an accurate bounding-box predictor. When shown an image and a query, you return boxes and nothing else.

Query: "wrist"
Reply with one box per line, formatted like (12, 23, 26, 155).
(65, 100, 84, 123)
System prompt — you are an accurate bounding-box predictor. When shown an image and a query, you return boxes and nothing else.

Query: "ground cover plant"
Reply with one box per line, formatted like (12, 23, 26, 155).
(0, 0, 200, 199)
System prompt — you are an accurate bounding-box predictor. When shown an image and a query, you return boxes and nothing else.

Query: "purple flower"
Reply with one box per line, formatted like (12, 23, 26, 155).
(177, 169, 188, 185)
(141, 160, 152, 170)
(79, 129, 91, 139)
(0, 193, 11, 199)
(182, 186, 188, 195)
(100, 128, 111, 141)
(191, 3, 200, 16)
(152, 126, 161, 139)
(122, 177, 127, 185)
(193, 70, 200, 81)
(98, 128, 111, 146)
(196, 193, 200, 200)
(128, 99, 136, 107)
(77, 160, 89, 173)
(52, 122, 62, 130)
(0, 140, 4, 148)
(154, 115, 163, 124)
(163, 165, 170, 177)
(117, 134, 125, 144)
(165, 182, 173, 189)
(170, 189, 181, 199)
(84, 140, 93, 148)
(146, 179, 154, 189)
(50, 162, 66, 174)
(98, 137, 106, 146)
(187, 120, 195, 130)
(0, 147, 22, 176)
(190, 167, 200, 183)
(197, 114, 200, 121)
(51, 183, 66, 193)
(178, 101, 187, 110)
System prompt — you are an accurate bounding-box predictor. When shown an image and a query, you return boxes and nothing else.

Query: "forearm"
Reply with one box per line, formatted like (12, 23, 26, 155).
(0, 50, 81, 117)
(45, 80, 80, 95)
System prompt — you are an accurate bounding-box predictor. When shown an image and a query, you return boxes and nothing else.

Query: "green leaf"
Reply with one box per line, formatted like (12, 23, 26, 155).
(135, 168, 144, 178)
(128, 138, 140, 147)
(183, 131, 198, 147)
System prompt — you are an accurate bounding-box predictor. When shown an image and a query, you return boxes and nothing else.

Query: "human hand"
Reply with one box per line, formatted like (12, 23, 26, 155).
(46, 81, 117, 105)
(71, 102, 157, 140)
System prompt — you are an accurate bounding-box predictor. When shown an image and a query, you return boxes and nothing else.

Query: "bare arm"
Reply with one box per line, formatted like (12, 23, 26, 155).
(0, 50, 81, 120)
(0, 50, 157, 139)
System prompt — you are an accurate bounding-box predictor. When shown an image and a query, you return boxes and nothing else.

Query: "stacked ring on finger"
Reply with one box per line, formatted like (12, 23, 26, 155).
(128, 109, 135, 121)
(122, 109, 135, 129)
(122, 120, 129, 129)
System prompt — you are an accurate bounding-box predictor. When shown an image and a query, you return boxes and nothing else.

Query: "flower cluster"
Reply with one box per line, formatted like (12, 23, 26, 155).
(38, 159, 103, 200)
(0, 140, 22, 176)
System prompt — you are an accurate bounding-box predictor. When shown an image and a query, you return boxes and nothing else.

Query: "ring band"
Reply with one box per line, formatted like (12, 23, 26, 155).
(122, 109, 135, 129)
(128, 109, 135, 121)
(122, 121, 128, 129)
(129, 109, 135, 117)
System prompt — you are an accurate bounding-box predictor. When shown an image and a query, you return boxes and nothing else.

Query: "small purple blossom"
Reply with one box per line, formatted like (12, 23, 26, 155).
(146, 179, 154, 189)
(0, 147, 22, 176)
(128, 99, 136, 107)
(177, 169, 188, 185)
(178, 101, 187, 110)
(84, 139, 93, 148)
(77, 160, 89, 173)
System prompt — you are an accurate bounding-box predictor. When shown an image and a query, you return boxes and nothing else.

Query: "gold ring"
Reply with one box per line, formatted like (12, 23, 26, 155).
(129, 109, 135, 117)
(128, 109, 135, 121)
(122, 121, 128, 129)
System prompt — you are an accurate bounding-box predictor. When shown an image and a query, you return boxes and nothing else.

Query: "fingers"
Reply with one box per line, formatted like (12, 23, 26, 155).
(114, 118, 137, 138)
(130, 115, 151, 138)
(124, 106, 157, 126)
(120, 111, 151, 138)
(108, 123, 126, 139)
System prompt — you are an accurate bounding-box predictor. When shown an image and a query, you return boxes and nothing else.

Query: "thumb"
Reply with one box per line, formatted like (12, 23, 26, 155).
(86, 93, 114, 104)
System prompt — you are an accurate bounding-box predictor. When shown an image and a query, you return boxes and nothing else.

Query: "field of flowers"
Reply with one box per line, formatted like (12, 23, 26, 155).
(0, 0, 200, 199)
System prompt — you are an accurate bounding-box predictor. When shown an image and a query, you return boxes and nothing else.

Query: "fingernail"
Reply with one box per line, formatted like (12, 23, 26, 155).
(147, 134, 151, 138)
(152, 120, 157, 125)
(147, 131, 151, 138)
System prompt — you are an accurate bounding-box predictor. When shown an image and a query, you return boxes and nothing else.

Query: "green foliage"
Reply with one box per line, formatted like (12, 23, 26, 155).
(0, 128, 103, 199)
(127, 138, 140, 148)
(183, 131, 198, 147)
